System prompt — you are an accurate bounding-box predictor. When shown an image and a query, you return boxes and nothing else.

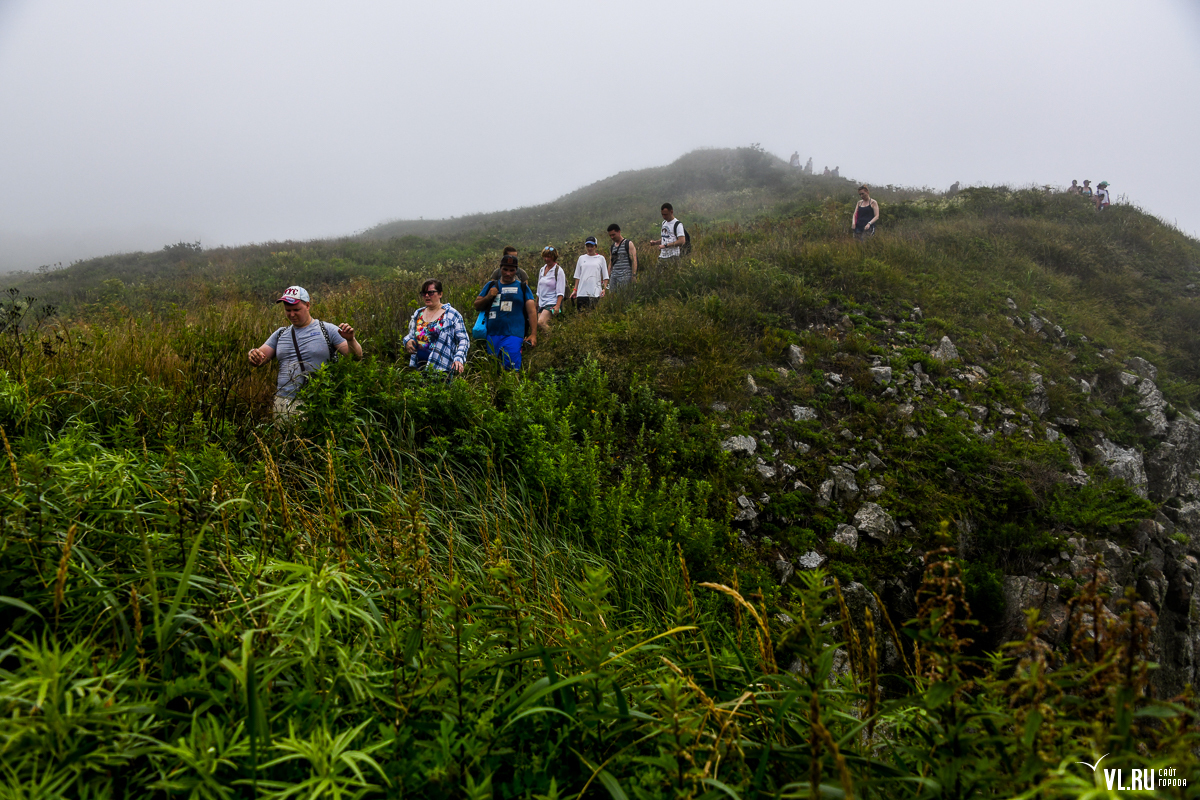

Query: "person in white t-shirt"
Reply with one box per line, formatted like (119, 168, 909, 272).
(571, 236, 609, 311)
(651, 203, 687, 263)
(1095, 181, 1111, 211)
(536, 245, 567, 332)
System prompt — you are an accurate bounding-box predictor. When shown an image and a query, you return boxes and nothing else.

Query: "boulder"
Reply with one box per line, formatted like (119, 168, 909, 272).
(931, 336, 959, 362)
(854, 502, 897, 543)
(829, 465, 860, 500)
(1175, 502, 1200, 552)
(832, 524, 859, 550)
(840, 582, 901, 671)
(721, 435, 757, 456)
(1094, 436, 1149, 498)
(869, 366, 893, 385)
(1137, 379, 1169, 437)
(1000, 576, 1069, 646)
(787, 344, 805, 368)
(798, 551, 825, 570)
(1119, 371, 1140, 387)
(733, 495, 758, 525)
(1145, 417, 1200, 502)
(1126, 356, 1158, 381)
(791, 406, 818, 421)
(773, 555, 795, 585)
(1026, 373, 1050, 418)
(745, 374, 759, 396)
(755, 461, 777, 480)
(816, 479, 835, 507)
(868, 452, 885, 469)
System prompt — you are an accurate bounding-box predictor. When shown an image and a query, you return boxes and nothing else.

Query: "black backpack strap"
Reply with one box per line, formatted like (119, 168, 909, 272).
(673, 220, 683, 239)
(314, 319, 338, 361)
(289, 325, 307, 374)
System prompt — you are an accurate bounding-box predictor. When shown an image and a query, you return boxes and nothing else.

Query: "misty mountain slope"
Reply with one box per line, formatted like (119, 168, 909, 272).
(5, 153, 1200, 793)
(360, 146, 843, 243)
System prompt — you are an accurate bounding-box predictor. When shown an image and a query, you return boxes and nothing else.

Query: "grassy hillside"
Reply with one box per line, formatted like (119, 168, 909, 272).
(2, 153, 1200, 797)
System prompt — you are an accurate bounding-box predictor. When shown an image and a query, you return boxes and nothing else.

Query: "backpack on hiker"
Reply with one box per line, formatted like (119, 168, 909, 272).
(673, 220, 692, 256)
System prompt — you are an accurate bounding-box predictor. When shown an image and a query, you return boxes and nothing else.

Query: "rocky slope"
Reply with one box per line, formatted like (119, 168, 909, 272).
(717, 294, 1200, 696)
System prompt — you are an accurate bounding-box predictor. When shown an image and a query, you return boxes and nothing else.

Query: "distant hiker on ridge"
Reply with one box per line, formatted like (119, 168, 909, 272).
(570, 236, 609, 311)
(402, 279, 469, 374)
(1069, 179, 1080, 195)
(832, 166, 840, 178)
(852, 185, 880, 240)
(607, 224, 637, 289)
(805, 157, 813, 174)
(651, 203, 687, 265)
(790, 151, 801, 168)
(474, 254, 537, 370)
(248, 286, 363, 417)
(1095, 181, 1111, 210)
(949, 181, 961, 194)
(1081, 180, 1093, 198)
(823, 166, 830, 176)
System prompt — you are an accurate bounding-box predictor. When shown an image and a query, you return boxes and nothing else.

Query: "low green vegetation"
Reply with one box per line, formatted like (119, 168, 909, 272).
(2, 151, 1199, 796)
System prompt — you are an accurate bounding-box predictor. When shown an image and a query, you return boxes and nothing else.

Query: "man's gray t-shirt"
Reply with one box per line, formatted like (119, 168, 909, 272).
(263, 320, 346, 399)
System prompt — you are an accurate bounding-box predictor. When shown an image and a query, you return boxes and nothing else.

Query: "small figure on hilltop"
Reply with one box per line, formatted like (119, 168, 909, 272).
(651, 203, 688, 264)
(822, 166, 830, 176)
(1068, 179, 1080, 195)
(490, 245, 530, 283)
(832, 166, 840, 178)
(535, 246, 567, 333)
(949, 181, 961, 194)
(852, 185, 880, 240)
(790, 151, 801, 168)
(402, 279, 469, 374)
(248, 286, 363, 417)
(571, 236, 609, 311)
(607, 224, 637, 288)
(474, 254, 537, 370)
(1081, 180, 1093, 197)
(1095, 181, 1111, 210)
(805, 157, 813, 174)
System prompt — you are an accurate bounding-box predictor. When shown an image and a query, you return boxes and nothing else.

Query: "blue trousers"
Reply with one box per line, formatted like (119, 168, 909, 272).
(486, 334, 523, 370)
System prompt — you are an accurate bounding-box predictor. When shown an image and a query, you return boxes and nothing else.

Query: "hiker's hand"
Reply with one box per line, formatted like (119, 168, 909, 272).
(248, 347, 268, 366)
(339, 323, 356, 342)
(524, 335, 536, 347)
(452, 360, 464, 374)
(405, 340, 416, 354)
(487, 285, 500, 299)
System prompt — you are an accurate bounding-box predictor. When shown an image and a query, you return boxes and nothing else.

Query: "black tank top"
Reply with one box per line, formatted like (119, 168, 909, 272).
(855, 202, 874, 231)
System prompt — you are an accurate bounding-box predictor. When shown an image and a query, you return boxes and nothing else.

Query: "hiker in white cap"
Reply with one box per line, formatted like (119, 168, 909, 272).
(248, 286, 363, 415)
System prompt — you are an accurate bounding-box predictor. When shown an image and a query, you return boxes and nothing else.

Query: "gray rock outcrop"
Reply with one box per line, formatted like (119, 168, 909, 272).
(1145, 416, 1200, 501)
(854, 502, 897, 543)
(931, 336, 959, 362)
(721, 435, 757, 456)
(1093, 436, 1149, 498)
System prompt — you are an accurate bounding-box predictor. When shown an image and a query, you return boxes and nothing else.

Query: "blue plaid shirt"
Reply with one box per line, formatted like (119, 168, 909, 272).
(402, 304, 470, 372)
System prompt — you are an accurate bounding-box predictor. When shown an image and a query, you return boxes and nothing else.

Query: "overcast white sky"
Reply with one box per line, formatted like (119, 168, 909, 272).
(1, 0, 1197, 270)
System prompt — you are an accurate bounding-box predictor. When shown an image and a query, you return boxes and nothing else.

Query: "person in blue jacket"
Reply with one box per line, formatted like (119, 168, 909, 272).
(473, 254, 538, 369)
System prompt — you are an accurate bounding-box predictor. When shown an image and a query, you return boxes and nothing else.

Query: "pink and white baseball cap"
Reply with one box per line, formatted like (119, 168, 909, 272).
(276, 286, 311, 304)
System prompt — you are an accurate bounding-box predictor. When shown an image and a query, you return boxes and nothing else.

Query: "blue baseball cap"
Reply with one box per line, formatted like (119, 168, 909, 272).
(584, 236, 598, 246)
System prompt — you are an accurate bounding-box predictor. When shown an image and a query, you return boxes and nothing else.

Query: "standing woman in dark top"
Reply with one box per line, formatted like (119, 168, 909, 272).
(852, 185, 880, 240)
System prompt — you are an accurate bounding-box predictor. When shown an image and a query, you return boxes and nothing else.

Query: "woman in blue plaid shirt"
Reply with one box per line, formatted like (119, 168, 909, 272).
(402, 279, 470, 374)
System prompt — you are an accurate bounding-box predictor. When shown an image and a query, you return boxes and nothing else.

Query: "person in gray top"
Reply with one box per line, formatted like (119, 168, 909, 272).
(606, 223, 637, 288)
(248, 285, 363, 416)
